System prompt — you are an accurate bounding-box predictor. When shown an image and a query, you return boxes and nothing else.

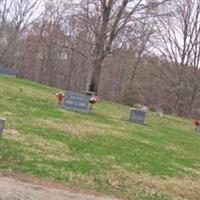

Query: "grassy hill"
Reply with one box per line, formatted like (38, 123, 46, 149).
(0, 75, 200, 200)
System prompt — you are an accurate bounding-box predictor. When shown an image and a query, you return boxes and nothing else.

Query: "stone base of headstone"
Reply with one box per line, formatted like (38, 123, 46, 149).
(128, 108, 146, 124)
(0, 118, 6, 139)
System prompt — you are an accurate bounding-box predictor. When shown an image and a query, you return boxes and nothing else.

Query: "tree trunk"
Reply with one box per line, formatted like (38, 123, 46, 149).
(174, 94, 181, 115)
(88, 57, 104, 94)
(121, 64, 138, 105)
(187, 88, 198, 117)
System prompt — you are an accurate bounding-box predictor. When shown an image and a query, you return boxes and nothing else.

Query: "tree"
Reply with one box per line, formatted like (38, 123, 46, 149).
(154, 0, 200, 116)
(0, 0, 41, 66)
(76, 0, 170, 93)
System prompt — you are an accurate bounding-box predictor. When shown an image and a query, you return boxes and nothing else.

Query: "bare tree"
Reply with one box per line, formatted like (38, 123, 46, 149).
(0, 0, 41, 66)
(73, 0, 169, 93)
(154, 0, 200, 116)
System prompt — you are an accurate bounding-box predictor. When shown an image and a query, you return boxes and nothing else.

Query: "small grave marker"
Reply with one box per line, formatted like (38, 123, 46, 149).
(60, 91, 91, 112)
(196, 125, 200, 133)
(128, 108, 146, 124)
(0, 118, 6, 139)
(192, 119, 200, 133)
(156, 108, 164, 118)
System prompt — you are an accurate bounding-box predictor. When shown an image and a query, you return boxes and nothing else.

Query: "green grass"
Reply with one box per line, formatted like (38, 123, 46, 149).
(0, 75, 200, 200)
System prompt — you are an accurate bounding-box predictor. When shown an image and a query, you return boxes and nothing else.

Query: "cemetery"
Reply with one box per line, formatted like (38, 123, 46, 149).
(0, 76, 200, 200)
(0, 0, 200, 199)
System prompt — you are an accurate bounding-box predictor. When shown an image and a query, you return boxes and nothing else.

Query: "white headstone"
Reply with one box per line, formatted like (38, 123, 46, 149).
(156, 108, 164, 118)
(141, 106, 148, 112)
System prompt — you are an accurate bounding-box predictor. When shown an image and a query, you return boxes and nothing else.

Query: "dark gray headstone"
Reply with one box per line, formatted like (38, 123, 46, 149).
(61, 91, 91, 112)
(129, 109, 146, 124)
(0, 118, 6, 139)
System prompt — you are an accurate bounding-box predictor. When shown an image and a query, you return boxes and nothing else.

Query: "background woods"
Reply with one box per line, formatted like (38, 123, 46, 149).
(1, 0, 200, 118)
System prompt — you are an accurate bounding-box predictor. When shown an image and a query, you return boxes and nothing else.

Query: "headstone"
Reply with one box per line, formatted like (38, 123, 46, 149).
(141, 106, 148, 112)
(128, 108, 146, 124)
(196, 125, 200, 133)
(0, 118, 6, 139)
(156, 108, 164, 118)
(0, 66, 17, 76)
(60, 91, 91, 112)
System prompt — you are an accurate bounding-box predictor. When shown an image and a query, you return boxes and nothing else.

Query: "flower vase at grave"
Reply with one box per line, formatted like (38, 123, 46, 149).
(88, 96, 99, 111)
(193, 119, 200, 133)
(56, 92, 65, 105)
(90, 103, 93, 110)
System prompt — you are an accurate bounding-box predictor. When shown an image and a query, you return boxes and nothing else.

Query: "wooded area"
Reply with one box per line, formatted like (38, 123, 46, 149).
(1, 0, 200, 118)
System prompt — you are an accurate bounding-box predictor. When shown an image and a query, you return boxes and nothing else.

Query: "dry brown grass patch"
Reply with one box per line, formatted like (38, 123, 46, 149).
(4, 128, 71, 161)
(107, 169, 200, 200)
(34, 118, 132, 139)
(164, 144, 178, 151)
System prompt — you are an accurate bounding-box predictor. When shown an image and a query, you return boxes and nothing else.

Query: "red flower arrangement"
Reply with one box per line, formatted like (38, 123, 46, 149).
(89, 96, 99, 104)
(56, 92, 65, 105)
(193, 119, 200, 126)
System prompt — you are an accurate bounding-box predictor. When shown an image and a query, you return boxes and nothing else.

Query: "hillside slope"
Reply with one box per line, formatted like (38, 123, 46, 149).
(0, 75, 200, 200)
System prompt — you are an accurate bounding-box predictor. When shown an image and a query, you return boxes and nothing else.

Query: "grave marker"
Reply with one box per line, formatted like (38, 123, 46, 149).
(0, 118, 6, 139)
(196, 125, 200, 133)
(156, 108, 164, 118)
(60, 91, 91, 112)
(129, 108, 146, 124)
